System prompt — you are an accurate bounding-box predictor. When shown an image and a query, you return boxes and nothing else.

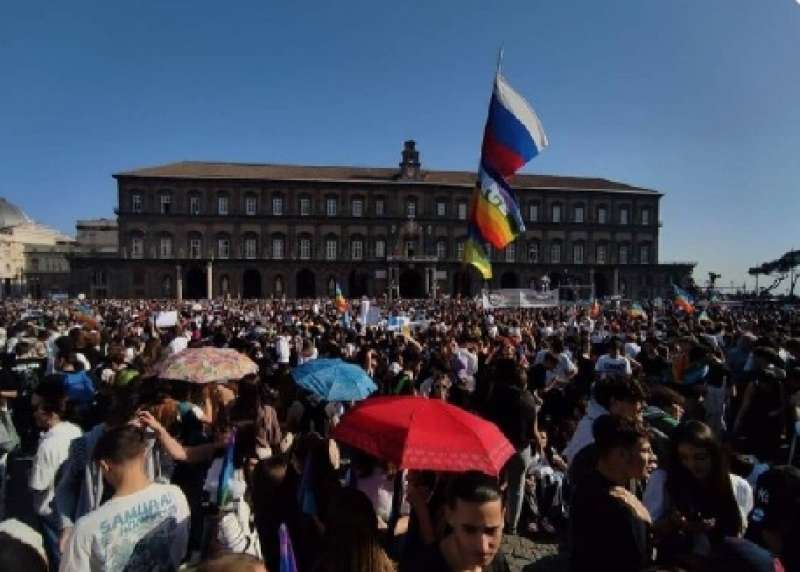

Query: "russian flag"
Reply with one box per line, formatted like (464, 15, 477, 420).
(482, 73, 549, 179)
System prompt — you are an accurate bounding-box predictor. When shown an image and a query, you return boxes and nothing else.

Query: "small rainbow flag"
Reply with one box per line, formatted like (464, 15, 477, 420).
(464, 228, 493, 280)
(279, 523, 299, 572)
(673, 284, 695, 314)
(216, 430, 236, 506)
(334, 282, 348, 313)
(629, 302, 648, 320)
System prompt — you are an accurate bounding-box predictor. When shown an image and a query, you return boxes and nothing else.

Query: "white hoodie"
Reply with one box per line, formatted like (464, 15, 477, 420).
(562, 400, 609, 464)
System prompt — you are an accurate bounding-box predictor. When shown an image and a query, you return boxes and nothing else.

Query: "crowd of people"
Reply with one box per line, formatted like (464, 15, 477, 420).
(0, 294, 798, 572)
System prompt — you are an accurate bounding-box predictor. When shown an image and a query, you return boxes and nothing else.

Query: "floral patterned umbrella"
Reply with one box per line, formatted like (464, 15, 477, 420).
(155, 347, 258, 384)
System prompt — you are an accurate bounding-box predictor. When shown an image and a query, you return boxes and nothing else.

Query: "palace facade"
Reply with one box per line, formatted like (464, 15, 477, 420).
(70, 141, 693, 300)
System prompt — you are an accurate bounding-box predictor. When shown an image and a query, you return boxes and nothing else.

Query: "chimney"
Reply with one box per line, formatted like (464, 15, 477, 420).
(399, 140, 421, 180)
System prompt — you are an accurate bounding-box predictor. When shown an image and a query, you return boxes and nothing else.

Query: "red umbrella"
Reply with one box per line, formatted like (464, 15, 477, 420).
(332, 396, 514, 476)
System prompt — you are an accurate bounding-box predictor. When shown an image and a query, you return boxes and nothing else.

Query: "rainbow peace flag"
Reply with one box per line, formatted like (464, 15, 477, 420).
(465, 70, 548, 278)
(672, 284, 695, 314)
(334, 282, 348, 312)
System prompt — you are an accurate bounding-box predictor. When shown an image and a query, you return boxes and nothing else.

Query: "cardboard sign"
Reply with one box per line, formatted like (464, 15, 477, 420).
(155, 310, 178, 328)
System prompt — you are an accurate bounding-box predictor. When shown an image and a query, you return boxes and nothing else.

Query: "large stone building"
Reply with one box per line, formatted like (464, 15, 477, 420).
(71, 141, 693, 300)
(0, 197, 75, 298)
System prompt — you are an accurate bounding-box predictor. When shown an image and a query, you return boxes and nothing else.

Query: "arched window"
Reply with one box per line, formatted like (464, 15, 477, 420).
(436, 239, 448, 260)
(597, 205, 608, 224)
(298, 233, 313, 260)
(130, 232, 144, 259)
(159, 191, 173, 215)
(505, 243, 516, 263)
(271, 193, 284, 216)
(325, 236, 338, 260)
(217, 192, 229, 215)
(572, 242, 584, 264)
(162, 275, 172, 297)
(217, 233, 231, 259)
(159, 233, 173, 259)
(528, 241, 540, 263)
(551, 204, 562, 223)
(245, 193, 258, 216)
(274, 275, 284, 296)
(327, 276, 337, 297)
(374, 238, 386, 259)
(550, 241, 562, 264)
(619, 243, 630, 265)
(243, 233, 258, 259)
(351, 236, 364, 260)
(220, 275, 231, 295)
(188, 192, 202, 215)
(271, 234, 285, 260)
(188, 232, 203, 259)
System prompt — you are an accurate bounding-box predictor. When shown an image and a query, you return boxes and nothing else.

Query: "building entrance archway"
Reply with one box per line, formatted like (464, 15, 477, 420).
(399, 268, 425, 298)
(242, 269, 262, 299)
(185, 266, 206, 299)
(296, 269, 316, 298)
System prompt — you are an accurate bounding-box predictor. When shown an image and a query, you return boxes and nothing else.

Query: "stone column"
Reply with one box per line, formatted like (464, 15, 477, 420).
(589, 267, 595, 300)
(176, 264, 183, 302)
(612, 267, 619, 296)
(424, 266, 430, 296)
(206, 261, 213, 300)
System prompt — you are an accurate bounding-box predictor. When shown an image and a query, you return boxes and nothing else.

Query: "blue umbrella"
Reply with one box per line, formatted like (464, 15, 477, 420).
(291, 358, 377, 402)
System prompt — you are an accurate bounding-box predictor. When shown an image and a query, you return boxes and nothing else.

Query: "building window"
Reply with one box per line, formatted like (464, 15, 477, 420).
(218, 195, 229, 215)
(189, 237, 202, 259)
(457, 202, 468, 220)
(375, 199, 385, 216)
(406, 198, 417, 218)
(596, 244, 607, 264)
(574, 205, 584, 223)
(218, 237, 230, 259)
(299, 197, 311, 216)
(274, 276, 284, 296)
(245, 196, 257, 216)
(131, 236, 143, 259)
(351, 238, 363, 260)
(528, 242, 539, 263)
(244, 237, 257, 259)
(405, 240, 416, 258)
(597, 206, 608, 224)
(551, 204, 561, 223)
(326, 197, 337, 217)
(375, 239, 386, 259)
(573, 243, 584, 264)
(272, 236, 284, 260)
(436, 201, 446, 217)
(505, 243, 516, 263)
(641, 208, 650, 226)
(550, 242, 561, 264)
(325, 238, 338, 260)
(352, 198, 364, 217)
(160, 194, 172, 215)
(299, 237, 311, 260)
(162, 275, 172, 297)
(189, 196, 201, 215)
(619, 244, 630, 265)
(159, 236, 173, 258)
(640, 244, 650, 264)
(272, 196, 283, 216)
(436, 240, 447, 260)
(132, 194, 143, 213)
(620, 207, 629, 225)
(529, 203, 539, 222)
(456, 240, 465, 260)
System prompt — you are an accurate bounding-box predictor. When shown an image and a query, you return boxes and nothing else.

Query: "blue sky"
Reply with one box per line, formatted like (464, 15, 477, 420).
(2, 0, 799, 291)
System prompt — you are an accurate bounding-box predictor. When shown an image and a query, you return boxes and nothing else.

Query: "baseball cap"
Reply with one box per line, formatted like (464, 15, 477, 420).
(748, 465, 800, 533)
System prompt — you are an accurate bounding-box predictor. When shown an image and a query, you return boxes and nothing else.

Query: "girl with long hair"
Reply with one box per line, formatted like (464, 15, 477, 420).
(644, 420, 753, 561)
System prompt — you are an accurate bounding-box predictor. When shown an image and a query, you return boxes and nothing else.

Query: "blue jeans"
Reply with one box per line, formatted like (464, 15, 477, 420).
(505, 444, 534, 532)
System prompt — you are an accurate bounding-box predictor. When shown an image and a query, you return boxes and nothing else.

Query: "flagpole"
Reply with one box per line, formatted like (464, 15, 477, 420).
(496, 46, 505, 76)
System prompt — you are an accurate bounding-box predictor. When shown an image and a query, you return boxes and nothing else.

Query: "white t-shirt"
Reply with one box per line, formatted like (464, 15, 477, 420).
(276, 336, 291, 364)
(30, 421, 83, 517)
(595, 354, 633, 377)
(167, 334, 189, 355)
(60, 482, 190, 572)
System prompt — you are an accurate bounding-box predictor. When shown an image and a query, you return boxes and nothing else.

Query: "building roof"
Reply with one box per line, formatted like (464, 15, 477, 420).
(114, 161, 659, 195)
(0, 197, 32, 229)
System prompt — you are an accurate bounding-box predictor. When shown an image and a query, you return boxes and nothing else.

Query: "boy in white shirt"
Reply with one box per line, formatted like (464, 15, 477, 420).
(30, 379, 83, 568)
(60, 425, 189, 572)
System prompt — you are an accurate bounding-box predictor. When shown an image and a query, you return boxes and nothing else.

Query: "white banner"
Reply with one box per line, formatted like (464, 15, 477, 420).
(483, 289, 560, 309)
